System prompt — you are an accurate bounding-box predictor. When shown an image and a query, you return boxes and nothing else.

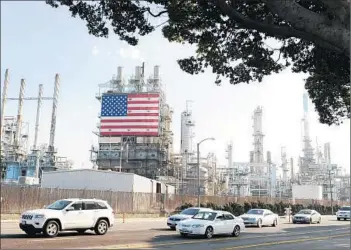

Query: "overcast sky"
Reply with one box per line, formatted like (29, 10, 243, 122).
(1, 2, 349, 176)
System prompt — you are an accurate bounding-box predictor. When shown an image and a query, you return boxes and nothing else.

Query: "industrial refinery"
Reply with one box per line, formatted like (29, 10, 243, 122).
(1, 65, 349, 202)
(89, 65, 174, 179)
(0, 69, 72, 184)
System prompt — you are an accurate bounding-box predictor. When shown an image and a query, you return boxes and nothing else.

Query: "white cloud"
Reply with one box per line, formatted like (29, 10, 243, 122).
(92, 45, 99, 56)
(131, 47, 140, 59)
(119, 48, 126, 58)
(118, 46, 144, 61)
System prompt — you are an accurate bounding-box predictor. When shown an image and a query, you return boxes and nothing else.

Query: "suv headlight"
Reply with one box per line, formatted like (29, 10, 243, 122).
(34, 214, 45, 219)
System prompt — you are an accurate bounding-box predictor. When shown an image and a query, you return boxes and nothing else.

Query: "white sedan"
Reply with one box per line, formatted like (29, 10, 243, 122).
(240, 209, 279, 228)
(176, 210, 245, 239)
(292, 209, 321, 224)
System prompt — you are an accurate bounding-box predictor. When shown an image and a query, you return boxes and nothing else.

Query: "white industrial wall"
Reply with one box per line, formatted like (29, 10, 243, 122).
(133, 174, 153, 193)
(166, 184, 175, 194)
(41, 169, 134, 192)
(292, 184, 323, 200)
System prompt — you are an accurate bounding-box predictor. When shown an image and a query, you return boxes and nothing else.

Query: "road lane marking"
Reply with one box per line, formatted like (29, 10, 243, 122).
(83, 228, 350, 249)
(30, 237, 79, 242)
(220, 233, 350, 249)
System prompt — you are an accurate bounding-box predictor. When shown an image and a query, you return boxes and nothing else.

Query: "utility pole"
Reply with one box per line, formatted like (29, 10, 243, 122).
(328, 169, 334, 215)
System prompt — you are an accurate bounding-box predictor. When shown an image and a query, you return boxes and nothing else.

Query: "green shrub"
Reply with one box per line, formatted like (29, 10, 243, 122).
(176, 201, 338, 216)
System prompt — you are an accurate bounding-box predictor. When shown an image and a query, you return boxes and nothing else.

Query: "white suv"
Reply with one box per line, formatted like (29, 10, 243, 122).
(336, 206, 350, 221)
(19, 198, 115, 237)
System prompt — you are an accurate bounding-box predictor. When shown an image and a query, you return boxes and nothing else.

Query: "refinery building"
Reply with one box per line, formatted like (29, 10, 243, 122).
(90, 65, 174, 179)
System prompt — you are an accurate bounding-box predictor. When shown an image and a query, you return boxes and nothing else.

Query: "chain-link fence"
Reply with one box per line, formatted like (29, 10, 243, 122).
(0, 185, 346, 214)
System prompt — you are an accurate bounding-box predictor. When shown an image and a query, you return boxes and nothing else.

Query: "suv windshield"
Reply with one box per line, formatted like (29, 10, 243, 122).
(247, 209, 264, 215)
(340, 206, 350, 211)
(181, 208, 200, 215)
(193, 211, 217, 220)
(298, 210, 312, 214)
(46, 200, 72, 210)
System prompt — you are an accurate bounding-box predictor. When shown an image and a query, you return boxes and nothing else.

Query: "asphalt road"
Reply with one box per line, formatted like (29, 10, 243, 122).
(1, 216, 350, 249)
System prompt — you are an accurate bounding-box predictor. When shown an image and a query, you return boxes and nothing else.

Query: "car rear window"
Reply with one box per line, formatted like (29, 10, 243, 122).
(96, 201, 108, 209)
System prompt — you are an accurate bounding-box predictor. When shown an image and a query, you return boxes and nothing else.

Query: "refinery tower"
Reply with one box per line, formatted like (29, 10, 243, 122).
(1, 69, 72, 183)
(90, 65, 174, 179)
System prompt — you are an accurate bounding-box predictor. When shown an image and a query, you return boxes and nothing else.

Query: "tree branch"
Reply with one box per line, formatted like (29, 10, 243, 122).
(263, 0, 349, 56)
(146, 9, 168, 17)
(215, 0, 347, 56)
(320, 0, 350, 28)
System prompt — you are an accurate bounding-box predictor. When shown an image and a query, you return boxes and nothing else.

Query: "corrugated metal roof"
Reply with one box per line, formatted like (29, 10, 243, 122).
(42, 168, 134, 176)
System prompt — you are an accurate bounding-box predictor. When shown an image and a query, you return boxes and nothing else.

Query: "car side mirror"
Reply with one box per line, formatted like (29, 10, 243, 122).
(66, 206, 74, 212)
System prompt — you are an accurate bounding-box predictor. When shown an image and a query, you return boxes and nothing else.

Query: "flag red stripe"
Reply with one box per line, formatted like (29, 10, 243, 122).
(101, 119, 159, 123)
(127, 113, 159, 116)
(100, 125, 159, 129)
(128, 100, 159, 104)
(100, 132, 159, 136)
(128, 107, 159, 111)
(128, 93, 159, 98)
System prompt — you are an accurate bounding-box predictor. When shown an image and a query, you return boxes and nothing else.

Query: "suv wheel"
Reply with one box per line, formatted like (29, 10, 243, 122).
(94, 219, 108, 235)
(43, 220, 59, 237)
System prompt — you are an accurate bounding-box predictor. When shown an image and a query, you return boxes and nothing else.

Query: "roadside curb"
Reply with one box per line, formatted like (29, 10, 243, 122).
(1, 217, 167, 223)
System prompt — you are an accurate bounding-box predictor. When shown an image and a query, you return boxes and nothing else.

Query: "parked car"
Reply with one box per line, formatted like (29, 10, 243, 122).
(176, 210, 245, 239)
(240, 209, 279, 228)
(292, 209, 321, 224)
(19, 198, 115, 237)
(167, 207, 212, 230)
(336, 206, 350, 221)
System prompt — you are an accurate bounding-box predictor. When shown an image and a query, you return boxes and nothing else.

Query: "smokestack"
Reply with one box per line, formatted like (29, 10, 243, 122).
(303, 93, 309, 113)
(15, 79, 26, 148)
(48, 74, 60, 153)
(33, 84, 43, 150)
(117, 66, 122, 82)
(267, 151, 271, 163)
(249, 151, 254, 163)
(1, 69, 9, 135)
(154, 65, 160, 80)
(135, 66, 141, 81)
(290, 157, 294, 179)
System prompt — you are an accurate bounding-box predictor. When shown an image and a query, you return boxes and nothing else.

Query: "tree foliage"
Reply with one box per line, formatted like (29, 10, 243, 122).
(46, 0, 350, 125)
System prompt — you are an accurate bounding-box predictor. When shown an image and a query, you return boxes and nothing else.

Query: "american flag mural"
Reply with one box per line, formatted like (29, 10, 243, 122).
(99, 93, 160, 136)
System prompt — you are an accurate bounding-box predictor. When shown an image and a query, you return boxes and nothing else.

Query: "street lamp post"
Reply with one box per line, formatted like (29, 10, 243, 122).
(197, 137, 215, 207)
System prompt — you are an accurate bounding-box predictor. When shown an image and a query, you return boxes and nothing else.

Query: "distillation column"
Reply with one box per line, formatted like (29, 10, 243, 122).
(48, 74, 60, 155)
(14, 79, 26, 149)
(301, 93, 314, 173)
(253, 107, 264, 163)
(281, 146, 288, 182)
(1, 69, 10, 136)
(180, 101, 195, 178)
(33, 84, 43, 150)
